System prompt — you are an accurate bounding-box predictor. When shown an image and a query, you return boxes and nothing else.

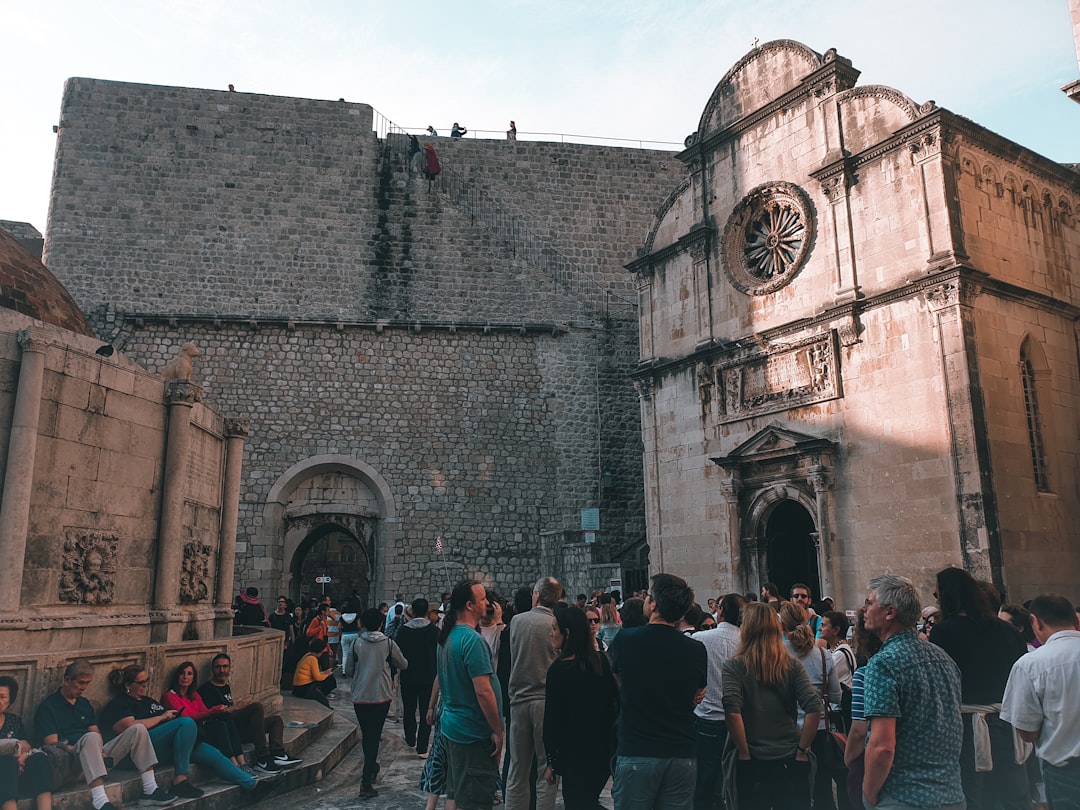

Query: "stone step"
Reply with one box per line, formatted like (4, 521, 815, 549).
(18, 696, 358, 810)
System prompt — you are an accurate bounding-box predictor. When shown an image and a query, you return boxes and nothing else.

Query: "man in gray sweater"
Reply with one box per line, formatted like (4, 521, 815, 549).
(505, 576, 562, 810)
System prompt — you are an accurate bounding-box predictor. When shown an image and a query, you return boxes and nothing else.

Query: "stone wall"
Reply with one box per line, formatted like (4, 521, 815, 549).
(43, 78, 683, 602)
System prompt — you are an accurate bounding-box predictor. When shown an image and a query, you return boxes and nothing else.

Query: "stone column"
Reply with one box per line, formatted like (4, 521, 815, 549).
(718, 473, 742, 591)
(153, 380, 202, 614)
(217, 418, 251, 608)
(808, 464, 835, 600)
(0, 331, 46, 612)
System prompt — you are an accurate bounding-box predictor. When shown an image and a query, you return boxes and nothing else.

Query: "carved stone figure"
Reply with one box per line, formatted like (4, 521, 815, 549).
(161, 342, 201, 380)
(179, 541, 212, 603)
(59, 531, 119, 604)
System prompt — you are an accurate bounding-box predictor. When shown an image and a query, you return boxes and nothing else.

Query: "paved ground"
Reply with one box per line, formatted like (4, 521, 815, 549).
(250, 685, 613, 810)
(252, 690, 429, 810)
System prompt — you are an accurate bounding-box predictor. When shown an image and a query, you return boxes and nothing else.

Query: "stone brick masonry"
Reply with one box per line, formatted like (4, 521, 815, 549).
(43, 78, 685, 602)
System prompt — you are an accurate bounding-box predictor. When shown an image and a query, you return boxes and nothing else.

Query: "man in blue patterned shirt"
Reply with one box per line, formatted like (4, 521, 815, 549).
(861, 574, 965, 810)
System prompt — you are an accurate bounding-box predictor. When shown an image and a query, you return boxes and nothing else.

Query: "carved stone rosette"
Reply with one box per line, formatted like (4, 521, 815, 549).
(179, 541, 213, 604)
(722, 182, 815, 295)
(59, 530, 119, 605)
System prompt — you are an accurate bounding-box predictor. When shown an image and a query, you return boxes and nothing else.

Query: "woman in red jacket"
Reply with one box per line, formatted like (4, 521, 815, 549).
(162, 661, 245, 768)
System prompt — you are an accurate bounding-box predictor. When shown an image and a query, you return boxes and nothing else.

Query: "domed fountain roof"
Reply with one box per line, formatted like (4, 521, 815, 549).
(0, 227, 94, 336)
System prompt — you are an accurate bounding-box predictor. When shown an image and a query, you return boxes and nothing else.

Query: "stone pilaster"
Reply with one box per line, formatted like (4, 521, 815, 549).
(924, 277, 1000, 585)
(217, 418, 251, 612)
(808, 464, 834, 598)
(718, 474, 742, 590)
(152, 380, 202, 637)
(0, 331, 46, 612)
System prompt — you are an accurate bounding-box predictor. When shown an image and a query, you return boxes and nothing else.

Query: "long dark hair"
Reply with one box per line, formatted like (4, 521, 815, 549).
(439, 579, 482, 645)
(168, 661, 199, 696)
(936, 566, 995, 624)
(554, 605, 603, 675)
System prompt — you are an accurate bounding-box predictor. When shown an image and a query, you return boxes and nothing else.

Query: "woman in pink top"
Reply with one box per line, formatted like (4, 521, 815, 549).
(163, 661, 245, 766)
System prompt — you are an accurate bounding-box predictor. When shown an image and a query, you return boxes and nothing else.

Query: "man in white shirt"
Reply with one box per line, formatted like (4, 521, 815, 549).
(692, 593, 742, 810)
(1001, 594, 1080, 810)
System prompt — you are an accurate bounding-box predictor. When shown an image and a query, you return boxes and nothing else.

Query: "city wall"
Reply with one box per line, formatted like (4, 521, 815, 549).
(43, 78, 685, 601)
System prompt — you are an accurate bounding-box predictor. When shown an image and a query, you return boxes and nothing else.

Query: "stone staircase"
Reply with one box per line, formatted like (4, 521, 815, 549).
(18, 697, 358, 810)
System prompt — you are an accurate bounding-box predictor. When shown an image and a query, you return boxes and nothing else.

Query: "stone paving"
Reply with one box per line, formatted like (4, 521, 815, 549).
(252, 683, 611, 810)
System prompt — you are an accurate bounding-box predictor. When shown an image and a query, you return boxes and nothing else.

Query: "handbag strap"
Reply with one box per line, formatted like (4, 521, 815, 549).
(819, 647, 828, 709)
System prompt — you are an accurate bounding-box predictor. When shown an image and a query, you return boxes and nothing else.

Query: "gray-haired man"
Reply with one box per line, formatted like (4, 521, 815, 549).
(861, 575, 964, 810)
(505, 576, 562, 810)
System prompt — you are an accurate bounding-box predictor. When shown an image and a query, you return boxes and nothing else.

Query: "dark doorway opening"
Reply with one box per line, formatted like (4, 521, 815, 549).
(292, 524, 370, 608)
(765, 500, 820, 600)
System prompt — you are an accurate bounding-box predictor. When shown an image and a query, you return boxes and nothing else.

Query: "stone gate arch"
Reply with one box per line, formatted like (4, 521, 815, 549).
(745, 486, 821, 600)
(263, 455, 400, 605)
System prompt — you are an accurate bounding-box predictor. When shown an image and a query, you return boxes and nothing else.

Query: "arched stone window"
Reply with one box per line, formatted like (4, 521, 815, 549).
(1019, 338, 1050, 492)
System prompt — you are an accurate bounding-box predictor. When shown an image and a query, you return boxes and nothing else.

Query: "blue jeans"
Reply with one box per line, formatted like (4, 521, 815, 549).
(191, 742, 256, 790)
(148, 716, 199, 776)
(149, 717, 254, 790)
(693, 718, 728, 810)
(613, 755, 695, 810)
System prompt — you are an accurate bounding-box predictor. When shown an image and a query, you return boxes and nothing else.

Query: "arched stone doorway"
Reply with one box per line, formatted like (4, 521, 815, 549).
(263, 455, 400, 609)
(765, 499, 820, 599)
(289, 519, 375, 607)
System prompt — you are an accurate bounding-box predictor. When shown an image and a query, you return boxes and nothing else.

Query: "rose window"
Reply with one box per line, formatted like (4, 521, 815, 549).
(723, 182, 814, 295)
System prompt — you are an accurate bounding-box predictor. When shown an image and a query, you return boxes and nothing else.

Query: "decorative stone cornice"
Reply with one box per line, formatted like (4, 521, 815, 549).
(16, 329, 45, 353)
(164, 379, 203, 406)
(224, 417, 252, 438)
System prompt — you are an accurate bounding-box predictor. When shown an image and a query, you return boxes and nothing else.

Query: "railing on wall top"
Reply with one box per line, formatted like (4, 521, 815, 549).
(370, 108, 638, 318)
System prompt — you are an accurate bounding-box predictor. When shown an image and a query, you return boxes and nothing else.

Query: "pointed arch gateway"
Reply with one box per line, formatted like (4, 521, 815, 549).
(713, 424, 838, 601)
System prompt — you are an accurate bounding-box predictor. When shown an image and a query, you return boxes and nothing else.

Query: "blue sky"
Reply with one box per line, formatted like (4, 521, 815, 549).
(2, 0, 1077, 231)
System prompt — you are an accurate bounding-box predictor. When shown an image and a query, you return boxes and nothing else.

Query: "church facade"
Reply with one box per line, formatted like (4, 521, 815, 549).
(628, 41, 1080, 605)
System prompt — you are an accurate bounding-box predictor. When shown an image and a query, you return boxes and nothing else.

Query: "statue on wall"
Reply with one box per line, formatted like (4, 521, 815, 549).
(161, 342, 201, 380)
(59, 531, 119, 604)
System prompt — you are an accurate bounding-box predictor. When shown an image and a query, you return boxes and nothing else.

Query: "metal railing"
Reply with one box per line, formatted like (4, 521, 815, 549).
(371, 107, 637, 315)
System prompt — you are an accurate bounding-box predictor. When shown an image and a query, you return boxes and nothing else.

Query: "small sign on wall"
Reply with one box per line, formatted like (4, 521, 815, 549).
(581, 508, 600, 531)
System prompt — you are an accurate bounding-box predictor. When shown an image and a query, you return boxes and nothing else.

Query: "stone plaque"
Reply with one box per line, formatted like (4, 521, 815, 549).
(186, 423, 224, 508)
(716, 333, 840, 423)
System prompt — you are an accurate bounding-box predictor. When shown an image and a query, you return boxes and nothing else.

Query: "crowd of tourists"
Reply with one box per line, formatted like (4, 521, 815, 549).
(6, 570, 1078, 810)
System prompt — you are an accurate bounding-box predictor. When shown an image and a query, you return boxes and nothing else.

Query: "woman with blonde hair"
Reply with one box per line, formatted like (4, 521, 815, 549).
(780, 600, 844, 810)
(597, 600, 620, 648)
(721, 601, 820, 810)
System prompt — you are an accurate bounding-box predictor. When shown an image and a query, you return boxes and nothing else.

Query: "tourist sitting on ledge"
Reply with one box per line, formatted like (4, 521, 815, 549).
(35, 659, 175, 810)
(293, 638, 338, 707)
(197, 653, 300, 773)
(1, 675, 52, 810)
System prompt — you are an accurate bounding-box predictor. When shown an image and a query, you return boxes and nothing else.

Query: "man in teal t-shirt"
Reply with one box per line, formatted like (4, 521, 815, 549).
(437, 580, 504, 810)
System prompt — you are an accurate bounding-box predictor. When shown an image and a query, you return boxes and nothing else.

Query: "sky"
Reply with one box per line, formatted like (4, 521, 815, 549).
(2, 0, 1077, 233)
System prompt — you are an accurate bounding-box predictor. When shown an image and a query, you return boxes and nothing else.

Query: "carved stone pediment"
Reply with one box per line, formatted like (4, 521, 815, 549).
(715, 424, 836, 469)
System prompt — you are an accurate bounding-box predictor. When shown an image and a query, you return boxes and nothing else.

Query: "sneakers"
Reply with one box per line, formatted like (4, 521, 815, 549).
(241, 765, 259, 778)
(139, 788, 178, 806)
(273, 751, 302, 767)
(357, 784, 378, 800)
(171, 781, 204, 799)
(254, 758, 282, 775)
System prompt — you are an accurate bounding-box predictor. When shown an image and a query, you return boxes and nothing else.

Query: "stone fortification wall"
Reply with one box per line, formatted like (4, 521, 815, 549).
(43, 78, 681, 600)
(45, 79, 683, 328)
(121, 322, 606, 599)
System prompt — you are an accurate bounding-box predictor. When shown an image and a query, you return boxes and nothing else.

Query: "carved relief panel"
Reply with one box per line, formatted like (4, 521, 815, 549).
(59, 530, 119, 605)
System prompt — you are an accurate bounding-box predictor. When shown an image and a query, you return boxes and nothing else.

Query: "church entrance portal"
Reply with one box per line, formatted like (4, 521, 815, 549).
(765, 500, 820, 600)
(291, 523, 371, 607)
